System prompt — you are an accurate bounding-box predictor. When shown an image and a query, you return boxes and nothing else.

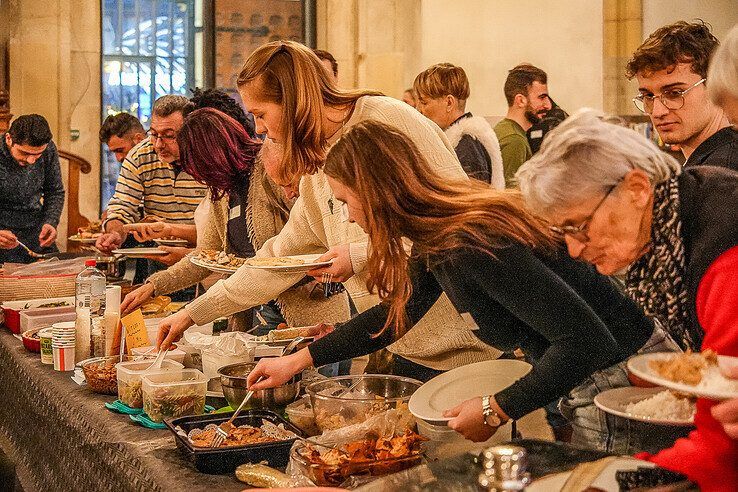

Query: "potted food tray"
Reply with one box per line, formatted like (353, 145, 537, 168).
(164, 409, 303, 474)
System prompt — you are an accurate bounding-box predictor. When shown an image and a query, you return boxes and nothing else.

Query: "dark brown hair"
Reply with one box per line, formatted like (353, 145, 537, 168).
(324, 120, 556, 336)
(625, 20, 719, 79)
(237, 41, 381, 185)
(503, 64, 547, 106)
(99, 112, 144, 143)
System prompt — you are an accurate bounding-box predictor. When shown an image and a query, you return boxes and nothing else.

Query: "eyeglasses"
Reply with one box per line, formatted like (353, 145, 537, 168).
(549, 184, 617, 240)
(632, 78, 706, 114)
(147, 130, 178, 144)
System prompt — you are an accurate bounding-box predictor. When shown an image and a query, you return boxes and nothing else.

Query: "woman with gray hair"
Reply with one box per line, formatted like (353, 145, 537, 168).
(517, 108, 738, 490)
(708, 24, 738, 128)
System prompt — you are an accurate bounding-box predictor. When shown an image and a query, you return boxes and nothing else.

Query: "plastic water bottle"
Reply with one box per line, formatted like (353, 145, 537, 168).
(76, 259, 106, 317)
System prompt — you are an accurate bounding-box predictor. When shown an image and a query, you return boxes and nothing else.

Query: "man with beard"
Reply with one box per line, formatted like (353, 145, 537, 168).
(494, 63, 552, 186)
(627, 21, 738, 170)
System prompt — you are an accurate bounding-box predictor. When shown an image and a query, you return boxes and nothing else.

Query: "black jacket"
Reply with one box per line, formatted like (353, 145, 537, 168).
(684, 127, 738, 171)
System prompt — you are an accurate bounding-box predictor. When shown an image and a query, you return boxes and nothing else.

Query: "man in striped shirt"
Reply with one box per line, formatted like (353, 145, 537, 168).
(97, 95, 207, 253)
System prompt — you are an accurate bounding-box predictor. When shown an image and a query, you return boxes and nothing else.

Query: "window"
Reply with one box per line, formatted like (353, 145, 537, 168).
(100, 0, 195, 210)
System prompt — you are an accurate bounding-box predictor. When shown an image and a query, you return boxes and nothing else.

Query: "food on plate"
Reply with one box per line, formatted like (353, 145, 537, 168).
(118, 378, 144, 408)
(143, 386, 206, 422)
(245, 256, 305, 267)
(296, 430, 426, 486)
(194, 249, 246, 269)
(82, 359, 119, 395)
(624, 390, 696, 422)
(235, 463, 294, 488)
(188, 420, 297, 448)
(140, 296, 172, 316)
(649, 350, 717, 386)
(71, 221, 103, 239)
(266, 325, 316, 341)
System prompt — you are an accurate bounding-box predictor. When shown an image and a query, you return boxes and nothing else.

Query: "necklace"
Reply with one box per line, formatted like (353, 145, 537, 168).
(325, 106, 352, 144)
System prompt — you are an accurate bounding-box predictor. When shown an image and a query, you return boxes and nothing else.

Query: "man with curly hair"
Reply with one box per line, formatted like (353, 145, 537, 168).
(627, 20, 738, 170)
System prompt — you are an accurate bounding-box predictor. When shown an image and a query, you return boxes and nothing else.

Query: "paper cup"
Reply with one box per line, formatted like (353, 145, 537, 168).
(53, 346, 76, 371)
(39, 328, 54, 364)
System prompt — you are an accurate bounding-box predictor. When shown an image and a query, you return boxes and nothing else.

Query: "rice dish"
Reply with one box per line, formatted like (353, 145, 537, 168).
(625, 390, 695, 421)
(698, 366, 738, 393)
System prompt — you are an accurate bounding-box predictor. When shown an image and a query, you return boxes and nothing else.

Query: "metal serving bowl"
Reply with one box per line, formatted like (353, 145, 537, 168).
(218, 361, 301, 410)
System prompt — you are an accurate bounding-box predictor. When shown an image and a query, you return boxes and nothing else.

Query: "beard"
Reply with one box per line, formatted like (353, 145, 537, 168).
(525, 106, 548, 125)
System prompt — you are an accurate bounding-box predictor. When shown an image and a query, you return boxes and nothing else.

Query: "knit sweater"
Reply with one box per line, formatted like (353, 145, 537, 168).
(147, 161, 351, 326)
(186, 95, 502, 370)
(309, 244, 654, 420)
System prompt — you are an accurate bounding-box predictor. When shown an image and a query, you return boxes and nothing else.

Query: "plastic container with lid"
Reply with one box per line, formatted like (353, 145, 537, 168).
(116, 358, 183, 408)
(131, 345, 186, 364)
(141, 369, 208, 422)
(19, 307, 76, 332)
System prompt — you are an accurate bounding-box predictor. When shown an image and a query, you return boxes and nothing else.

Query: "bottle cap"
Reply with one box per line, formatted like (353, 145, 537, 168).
(85, 259, 97, 267)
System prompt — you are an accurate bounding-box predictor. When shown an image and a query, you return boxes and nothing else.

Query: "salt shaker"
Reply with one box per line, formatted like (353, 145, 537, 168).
(478, 445, 531, 491)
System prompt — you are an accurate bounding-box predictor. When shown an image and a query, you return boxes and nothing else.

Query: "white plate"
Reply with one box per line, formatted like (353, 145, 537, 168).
(154, 238, 189, 246)
(408, 359, 532, 423)
(68, 235, 99, 243)
(112, 247, 168, 258)
(594, 387, 695, 426)
(628, 352, 738, 400)
(527, 457, 654, 492)
(189, 256, 242, 274)
(242, 253, 333, 272)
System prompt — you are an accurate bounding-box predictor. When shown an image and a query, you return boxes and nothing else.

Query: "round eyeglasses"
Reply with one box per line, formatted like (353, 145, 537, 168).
(632, 78, 706, 114)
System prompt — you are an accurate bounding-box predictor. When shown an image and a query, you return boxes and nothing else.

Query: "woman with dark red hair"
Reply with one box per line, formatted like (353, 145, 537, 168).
(121, 108, 351, 329)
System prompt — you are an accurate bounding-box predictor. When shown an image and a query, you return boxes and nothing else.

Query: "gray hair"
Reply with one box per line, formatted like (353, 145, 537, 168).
(152, 95, 194, 117)
(707, 24, 738, 105)
(516, 108, 681, 214)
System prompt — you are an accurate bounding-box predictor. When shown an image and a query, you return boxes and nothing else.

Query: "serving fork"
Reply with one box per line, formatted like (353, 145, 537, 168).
(211, 377, 263, 448)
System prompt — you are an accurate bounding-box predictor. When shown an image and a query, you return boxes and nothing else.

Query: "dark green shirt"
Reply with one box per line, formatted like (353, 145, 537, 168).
(494, 118, 532, 187)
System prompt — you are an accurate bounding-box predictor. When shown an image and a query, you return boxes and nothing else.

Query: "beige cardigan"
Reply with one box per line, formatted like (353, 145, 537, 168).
(186, 96, 501, 370)
(148, 161, 351, 326)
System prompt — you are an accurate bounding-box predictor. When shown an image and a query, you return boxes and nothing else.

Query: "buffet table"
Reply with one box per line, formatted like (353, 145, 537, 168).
(0, 330, 244, 492)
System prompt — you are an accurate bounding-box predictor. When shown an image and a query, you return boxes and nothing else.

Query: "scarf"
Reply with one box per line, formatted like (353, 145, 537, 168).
(625, 176, 701, 351)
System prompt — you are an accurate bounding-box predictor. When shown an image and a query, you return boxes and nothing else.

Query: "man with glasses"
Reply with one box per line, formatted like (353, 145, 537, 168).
(626, 21, 738, 170)
(97, 95, 206, 253)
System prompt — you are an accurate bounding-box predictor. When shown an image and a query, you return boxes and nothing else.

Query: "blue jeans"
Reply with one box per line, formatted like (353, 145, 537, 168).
(560, 321, 689, 454)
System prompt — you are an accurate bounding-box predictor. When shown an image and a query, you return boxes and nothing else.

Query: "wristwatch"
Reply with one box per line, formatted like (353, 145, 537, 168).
(481, 395, 505, 428)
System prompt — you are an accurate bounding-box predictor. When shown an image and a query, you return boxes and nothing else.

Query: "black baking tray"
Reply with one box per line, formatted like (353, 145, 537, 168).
(164, 409, 303, 474)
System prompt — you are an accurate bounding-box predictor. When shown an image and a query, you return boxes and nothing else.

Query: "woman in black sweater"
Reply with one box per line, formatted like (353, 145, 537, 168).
(247, 120, 656, 442)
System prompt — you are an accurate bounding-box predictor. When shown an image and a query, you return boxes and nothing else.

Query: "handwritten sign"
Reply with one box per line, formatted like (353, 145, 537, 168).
(121, 309, 150, 354)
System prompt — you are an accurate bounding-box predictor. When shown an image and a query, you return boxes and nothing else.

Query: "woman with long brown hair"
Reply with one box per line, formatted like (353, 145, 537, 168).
(246, 120, 660, 442)
(157, 40, 503, 378)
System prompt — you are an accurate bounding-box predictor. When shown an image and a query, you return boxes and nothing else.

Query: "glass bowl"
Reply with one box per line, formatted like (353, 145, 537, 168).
(290, 441, 424, 486)
(305, 375, 421, 432)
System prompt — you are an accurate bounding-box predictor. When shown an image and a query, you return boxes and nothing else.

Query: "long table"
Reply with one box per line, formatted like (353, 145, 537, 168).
(0, 330, 245, 492)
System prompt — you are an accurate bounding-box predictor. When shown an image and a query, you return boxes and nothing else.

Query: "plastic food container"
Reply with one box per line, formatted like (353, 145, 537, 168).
(164, 410, 302, 474)
(142, 369, 208, 422)
(306, 375, 422, 432)
(116, 359, 183, 408)
(285, 396, 319, 436)
(290, 441, 423, 486)
(132, 345, 186, 364)
(1, 296, 74, 334)
(19, 307, 76, 333)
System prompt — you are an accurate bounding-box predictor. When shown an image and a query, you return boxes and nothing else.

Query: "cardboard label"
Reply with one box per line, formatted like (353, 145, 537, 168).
(121, 309, 150, 354)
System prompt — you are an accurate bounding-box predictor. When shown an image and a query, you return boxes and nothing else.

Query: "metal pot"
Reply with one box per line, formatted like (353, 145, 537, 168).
(94, 255, 128, 278)
(218, 362, 301, 410)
